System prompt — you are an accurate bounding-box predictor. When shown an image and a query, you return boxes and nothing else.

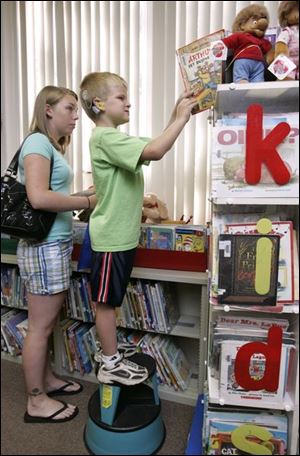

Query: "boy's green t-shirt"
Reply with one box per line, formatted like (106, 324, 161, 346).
(89, 127, 150, 252)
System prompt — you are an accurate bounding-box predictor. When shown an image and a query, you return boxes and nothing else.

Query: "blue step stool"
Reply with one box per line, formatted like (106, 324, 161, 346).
(84, 353, 166, 455)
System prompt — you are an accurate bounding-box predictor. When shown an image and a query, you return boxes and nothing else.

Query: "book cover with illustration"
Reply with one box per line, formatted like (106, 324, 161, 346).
(176, 29, 225, 114)
(204, 410, 288, 455)
(225, 221, 294, 303)
(218, 234, 280, 305)
(175, 225, 206, 252)
(211, 115, 299, 199)
(219, 340, 292, 408)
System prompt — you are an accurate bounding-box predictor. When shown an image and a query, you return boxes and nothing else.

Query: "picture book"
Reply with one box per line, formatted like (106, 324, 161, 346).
(175, 225, 206, 252)
(225, 221, 294, 303)
(146, 226, 175, 250)
(211, 115, 299, 199)
(176, 29, 225, 114)
(218, 234, 280, 306)
(204, 410, 288, 455)
(219, 340, 289, 408)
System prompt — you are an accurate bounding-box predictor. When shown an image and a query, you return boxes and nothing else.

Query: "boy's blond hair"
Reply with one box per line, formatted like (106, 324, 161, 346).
(79, 72, 127, 121)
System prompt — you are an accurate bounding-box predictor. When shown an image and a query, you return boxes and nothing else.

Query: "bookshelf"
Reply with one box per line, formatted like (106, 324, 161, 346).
(206, 80, 299, 454)
(1, 253, 209, 407)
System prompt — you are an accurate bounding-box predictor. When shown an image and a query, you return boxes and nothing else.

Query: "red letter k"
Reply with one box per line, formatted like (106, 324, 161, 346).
(246, 104, 291, 185)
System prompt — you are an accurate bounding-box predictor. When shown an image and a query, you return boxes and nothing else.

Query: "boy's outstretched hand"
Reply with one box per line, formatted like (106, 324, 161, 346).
(175, 92, 198, 123)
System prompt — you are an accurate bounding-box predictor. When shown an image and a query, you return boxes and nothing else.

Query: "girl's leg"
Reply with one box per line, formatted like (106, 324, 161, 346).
(22, 291, 75, 419)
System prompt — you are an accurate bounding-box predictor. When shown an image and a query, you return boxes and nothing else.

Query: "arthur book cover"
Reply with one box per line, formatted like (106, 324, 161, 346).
(176, 29, 225, 114)
(218, 234, 280, 305)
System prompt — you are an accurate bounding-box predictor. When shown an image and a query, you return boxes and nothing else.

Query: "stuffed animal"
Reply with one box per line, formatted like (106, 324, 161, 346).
(142, 193, 169, 224)
(275, 1, 299, 80)
(222, 4, 272, 83)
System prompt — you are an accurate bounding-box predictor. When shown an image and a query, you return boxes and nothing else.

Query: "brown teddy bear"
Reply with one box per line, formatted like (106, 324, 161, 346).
(221, 4, 273, 83)
(142, 193, 169, 224)
(275, 1, 299, 80)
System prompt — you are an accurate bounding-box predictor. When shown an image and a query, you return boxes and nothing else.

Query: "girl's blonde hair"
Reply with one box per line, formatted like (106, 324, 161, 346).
(29, 85, 78, 153)
(79, 72, 127, 121)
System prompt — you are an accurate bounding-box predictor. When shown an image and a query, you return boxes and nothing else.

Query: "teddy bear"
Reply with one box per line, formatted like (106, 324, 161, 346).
(221, 4, 273, 83)
(275, 1, 299, 80)
(142, 193, 169, 224)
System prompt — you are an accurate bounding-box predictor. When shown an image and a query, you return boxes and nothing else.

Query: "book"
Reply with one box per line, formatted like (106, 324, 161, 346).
(219, 339, 289, 408)
(176, 29, 225, 114)
(175, 225, 206, 252)
(146, 226, 175, 250)
(204, 410, 288, 455)
(211, 115, 299, 199)
(218, 234, 280, 306)
(225, 221, 294, 303)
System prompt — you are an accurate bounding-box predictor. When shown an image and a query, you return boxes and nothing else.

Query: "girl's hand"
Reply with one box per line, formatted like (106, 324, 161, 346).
(88, 194, 97, 209)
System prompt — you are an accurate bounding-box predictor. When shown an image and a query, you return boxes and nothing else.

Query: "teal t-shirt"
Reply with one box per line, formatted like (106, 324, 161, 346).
(18, 132, 74, 241)
(89, 127, 150, 252)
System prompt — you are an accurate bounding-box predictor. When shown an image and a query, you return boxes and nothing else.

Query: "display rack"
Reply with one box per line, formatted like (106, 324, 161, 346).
(206, 80, 299, 454)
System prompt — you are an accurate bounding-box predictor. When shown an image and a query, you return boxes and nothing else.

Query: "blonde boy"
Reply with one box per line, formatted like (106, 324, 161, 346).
(80, 72, 197, 385)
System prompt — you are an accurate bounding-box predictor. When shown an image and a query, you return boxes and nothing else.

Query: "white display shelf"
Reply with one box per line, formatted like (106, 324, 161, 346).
(209, 302, 299, 315)
(211, 197, 299, 206)
(215, 80, 299, 116)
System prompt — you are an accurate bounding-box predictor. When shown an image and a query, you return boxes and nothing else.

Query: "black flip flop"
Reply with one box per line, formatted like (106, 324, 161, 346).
(47, 381, 83, 397)
(24, 401, 79, 423)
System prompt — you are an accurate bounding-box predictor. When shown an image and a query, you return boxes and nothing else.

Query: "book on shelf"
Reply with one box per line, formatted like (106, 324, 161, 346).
(225, 221, 295, 304)
(219, 339, 294, 408)
(204, 409, 288, 455)
(175, 225, 206, 252)
(176, 29, 225, 114)
(211, 114, 299, 199)
(209, 315, 295, 382)
(217, 234, 280, 306)
(146, 225, 175, 250)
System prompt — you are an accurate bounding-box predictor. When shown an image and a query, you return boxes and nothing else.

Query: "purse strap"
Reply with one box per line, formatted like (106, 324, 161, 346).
(5, 133, 54, 182)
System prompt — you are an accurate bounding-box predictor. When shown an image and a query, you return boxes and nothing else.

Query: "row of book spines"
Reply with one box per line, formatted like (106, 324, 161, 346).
(117, 281, 179, 333)
(1, 307, 28, 356)
(60, 321, 191, 391)
(64, 277, 179, 333)
(1, 267, 27, 308)
(1, 268, 179, 332)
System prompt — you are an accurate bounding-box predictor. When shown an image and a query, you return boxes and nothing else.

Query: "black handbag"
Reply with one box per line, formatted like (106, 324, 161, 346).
(1, 136, 57, 241)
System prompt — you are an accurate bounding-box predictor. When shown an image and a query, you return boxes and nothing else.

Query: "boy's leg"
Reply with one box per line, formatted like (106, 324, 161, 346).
(95, 301, 118, 356)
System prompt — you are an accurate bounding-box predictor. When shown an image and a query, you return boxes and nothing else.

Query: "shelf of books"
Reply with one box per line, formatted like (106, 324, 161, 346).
(206, 80, 299, 455)
(1, 251, 209, 407)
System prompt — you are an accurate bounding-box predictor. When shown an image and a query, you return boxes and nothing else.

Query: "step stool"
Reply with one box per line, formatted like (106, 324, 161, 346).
(84, 353, 166, 455)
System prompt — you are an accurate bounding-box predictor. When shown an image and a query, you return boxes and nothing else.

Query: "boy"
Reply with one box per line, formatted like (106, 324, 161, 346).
(80, 72, 197, 385)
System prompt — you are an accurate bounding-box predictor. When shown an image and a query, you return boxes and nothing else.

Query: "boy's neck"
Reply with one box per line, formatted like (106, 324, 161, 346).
(95, 117, 118, 129)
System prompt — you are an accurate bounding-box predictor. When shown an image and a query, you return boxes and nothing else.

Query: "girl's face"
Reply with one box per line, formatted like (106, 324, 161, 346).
(46, 94, 79, 139)
(103, 84, 131, 127)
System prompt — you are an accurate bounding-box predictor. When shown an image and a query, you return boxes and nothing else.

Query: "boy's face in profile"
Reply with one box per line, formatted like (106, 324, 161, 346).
(103, 84, 130, 127)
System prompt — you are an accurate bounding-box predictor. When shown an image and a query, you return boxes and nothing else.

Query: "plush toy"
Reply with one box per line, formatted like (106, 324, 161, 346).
(275, 1, 299, 80)
(142, 193, 169, 224)
(222, 4, 272, 83)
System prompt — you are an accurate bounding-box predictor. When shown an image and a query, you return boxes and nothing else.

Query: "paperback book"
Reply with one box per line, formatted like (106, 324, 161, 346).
(176, 29, 225, 114)
(211, 115, 299, 199)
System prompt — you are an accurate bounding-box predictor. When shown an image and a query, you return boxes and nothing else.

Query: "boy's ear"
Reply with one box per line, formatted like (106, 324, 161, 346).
(93, 98, 105, 112)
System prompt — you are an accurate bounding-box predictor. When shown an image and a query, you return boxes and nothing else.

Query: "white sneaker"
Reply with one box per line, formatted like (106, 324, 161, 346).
(97, 358, 148, 386)
(94, 343, 137, 364)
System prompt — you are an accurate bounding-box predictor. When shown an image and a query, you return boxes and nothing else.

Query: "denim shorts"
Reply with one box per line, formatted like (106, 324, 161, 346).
(17, 238, 73, 295)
